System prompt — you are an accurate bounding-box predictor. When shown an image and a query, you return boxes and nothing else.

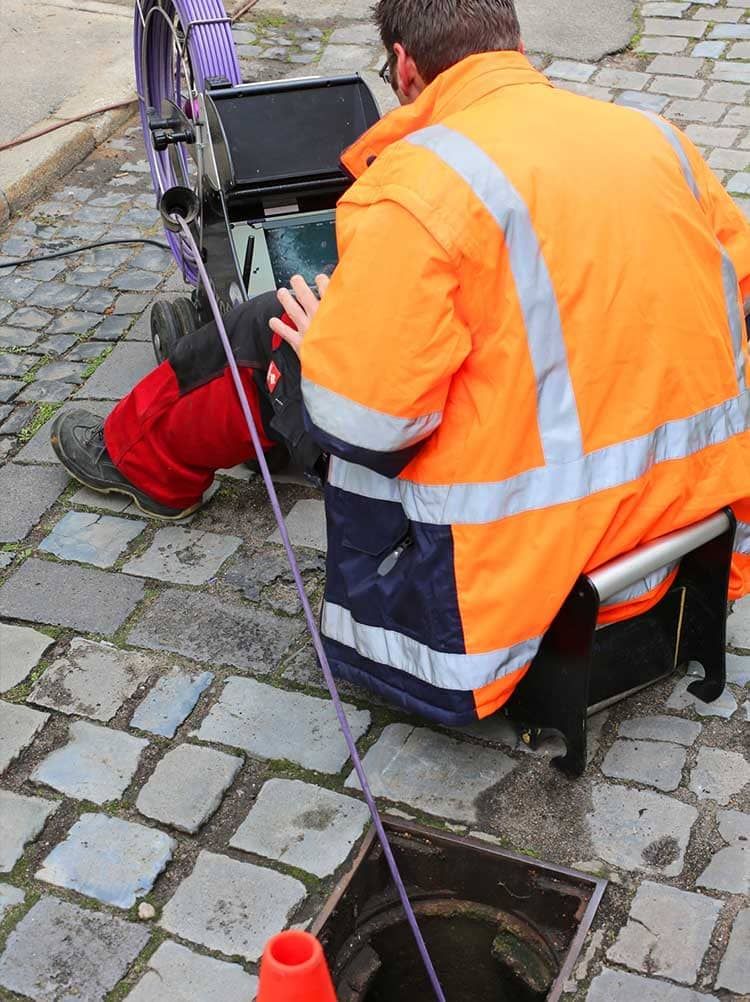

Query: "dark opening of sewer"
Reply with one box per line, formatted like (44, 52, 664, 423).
(312, 819, 606, 1002)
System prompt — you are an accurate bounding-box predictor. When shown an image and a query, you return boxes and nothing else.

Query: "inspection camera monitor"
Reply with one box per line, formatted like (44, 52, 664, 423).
(200, 75, 380, 311)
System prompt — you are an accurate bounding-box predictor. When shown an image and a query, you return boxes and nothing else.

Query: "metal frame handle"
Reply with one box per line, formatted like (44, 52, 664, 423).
(589, 511, 731, 603)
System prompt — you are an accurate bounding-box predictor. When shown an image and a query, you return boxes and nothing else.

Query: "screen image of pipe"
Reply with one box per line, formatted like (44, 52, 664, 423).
(258, 930, 337, 1002)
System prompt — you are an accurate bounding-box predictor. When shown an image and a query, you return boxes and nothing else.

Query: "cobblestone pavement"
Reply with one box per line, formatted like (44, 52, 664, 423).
(0, 2, 749, 1000)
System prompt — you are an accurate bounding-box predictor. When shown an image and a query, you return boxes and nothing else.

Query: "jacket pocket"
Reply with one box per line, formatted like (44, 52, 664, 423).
(342, 511, 410, 558)
(325, 484, 465, 654)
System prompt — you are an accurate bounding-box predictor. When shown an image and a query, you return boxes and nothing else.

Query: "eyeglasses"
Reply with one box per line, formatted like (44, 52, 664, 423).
(379, 56, 395, 90)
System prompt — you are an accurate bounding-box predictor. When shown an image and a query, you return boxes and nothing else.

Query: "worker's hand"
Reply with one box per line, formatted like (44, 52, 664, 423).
(270, 274, 330, 357)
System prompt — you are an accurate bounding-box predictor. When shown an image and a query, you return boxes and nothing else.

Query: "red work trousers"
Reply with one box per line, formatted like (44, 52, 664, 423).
(103, 293, 282, 510)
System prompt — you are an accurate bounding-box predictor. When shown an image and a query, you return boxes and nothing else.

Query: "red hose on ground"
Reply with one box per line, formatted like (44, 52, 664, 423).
(1, 0, 257, 155)
(0, 100, 136, 154)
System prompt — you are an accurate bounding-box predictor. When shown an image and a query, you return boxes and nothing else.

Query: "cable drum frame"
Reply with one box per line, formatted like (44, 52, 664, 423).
(133, 0, 241, 283)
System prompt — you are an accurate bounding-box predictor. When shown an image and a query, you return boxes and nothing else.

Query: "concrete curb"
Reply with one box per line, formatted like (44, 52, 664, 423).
(0, 52, 138, 231)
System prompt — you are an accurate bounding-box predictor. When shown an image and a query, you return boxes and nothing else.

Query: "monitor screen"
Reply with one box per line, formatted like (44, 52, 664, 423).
(265, 218, 338, 288)
(220, 83, 368, 186)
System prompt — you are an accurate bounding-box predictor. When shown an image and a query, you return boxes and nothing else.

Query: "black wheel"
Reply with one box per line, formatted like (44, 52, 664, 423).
(172, 297, 199, 338)
(150, 297, 199, 364)
(151, 301, 181, 364)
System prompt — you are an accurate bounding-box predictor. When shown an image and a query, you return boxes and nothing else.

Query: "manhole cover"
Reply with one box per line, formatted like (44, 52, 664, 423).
(312, 819, 606, 1002)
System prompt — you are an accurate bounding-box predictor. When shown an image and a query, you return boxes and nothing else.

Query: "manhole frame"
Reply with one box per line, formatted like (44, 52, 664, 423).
(311, 817, 607, 1002)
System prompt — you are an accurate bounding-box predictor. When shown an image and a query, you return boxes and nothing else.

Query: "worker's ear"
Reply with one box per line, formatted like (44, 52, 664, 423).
(393, 43, 426, 105)
(519, 39, 526, 54)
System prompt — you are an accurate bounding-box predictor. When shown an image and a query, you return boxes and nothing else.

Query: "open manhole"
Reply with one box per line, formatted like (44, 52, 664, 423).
(312, 819, 606, 1002)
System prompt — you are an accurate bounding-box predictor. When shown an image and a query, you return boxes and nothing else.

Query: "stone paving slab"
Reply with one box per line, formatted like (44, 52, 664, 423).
(123, 527, 242, 585)
(48, 310, 102, 336)
(136, 744, 242, 834)
(39, 510, 146, 568)
(667, 673, 738, 718)
(195, 675, 370, 773)
(126, 940, 258, 1002)
(230, 778, 370, 877)
(346, 723, 516, 823)
(130, 667, 213, 737)
(601, 738, 687, 791)
(159, 850, 306, 962)
(0, 789, 58, 872)
(0, 699, 49, 772)
(716, 808, 750, 845)
(17, 379, 75, 405)
(0, 353, 32, 377)
(587, 968, 716, 1001)
(223, 548, 325, 602)
(727, 595, 750, 648)
(0, 463, 69, 542)
(0, 896, 150, 1002)
(70, 485, 134, 514)
(587, 783, 698, 877)
(0, 379, 24, 403)
(606, 880, 721, 984)
(1, 404, 34, 436)
(8, 307, 52, 329)
(689, 746, 750, 804)
(28, 637, 156, 721)
(77, 288, 117, 314)
(113, 293, 152, 316)
(726, 652, 750, 686)
(36, 336, 79, 358)
(698, 843, 749, 895)
(32, 719, 148, 804)
(0, 558, 145, 634)
(74, 341, 155, 400)
(617, 714, 701, 745)
(0, 327, 37, 349)
(715, 906, 749, 994)
(0, 884, 24, 920)
(35, 360, 87, 385)
(267, 499, 327, 552)
(0, 622, 53, 692)
(92, 314, 132, 339)
(128, 589, 303, 672)
(36, 812, 175, 909)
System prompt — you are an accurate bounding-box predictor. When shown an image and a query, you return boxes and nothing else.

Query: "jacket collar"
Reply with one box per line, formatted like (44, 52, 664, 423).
(343, 51, 551, 178)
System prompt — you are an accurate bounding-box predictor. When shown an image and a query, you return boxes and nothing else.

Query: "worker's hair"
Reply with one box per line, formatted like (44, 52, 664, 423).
(373, 0, 522, 83)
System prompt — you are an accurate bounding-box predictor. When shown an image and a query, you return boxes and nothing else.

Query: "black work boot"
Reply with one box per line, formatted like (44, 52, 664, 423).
(50, 409, 201, 521)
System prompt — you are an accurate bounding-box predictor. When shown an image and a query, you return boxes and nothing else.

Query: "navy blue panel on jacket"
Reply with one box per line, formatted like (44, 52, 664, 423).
(324, 481, 466, 654)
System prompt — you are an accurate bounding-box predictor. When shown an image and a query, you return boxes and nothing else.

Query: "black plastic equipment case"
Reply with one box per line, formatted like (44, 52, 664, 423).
(199, 75, 380, 316)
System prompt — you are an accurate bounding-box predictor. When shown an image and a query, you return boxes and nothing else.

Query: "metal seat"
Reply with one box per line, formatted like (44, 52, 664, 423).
(504, 509, 737, 776)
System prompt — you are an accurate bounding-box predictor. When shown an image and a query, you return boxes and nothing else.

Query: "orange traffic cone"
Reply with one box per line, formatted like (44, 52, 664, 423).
(257, 930, 338, 1002)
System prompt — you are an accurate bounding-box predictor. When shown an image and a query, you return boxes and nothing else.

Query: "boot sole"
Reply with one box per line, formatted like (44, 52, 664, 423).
(50, 428, 201, 522)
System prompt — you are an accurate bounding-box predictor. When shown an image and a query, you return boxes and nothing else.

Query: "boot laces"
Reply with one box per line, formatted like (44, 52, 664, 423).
(81, 422, 107, 459)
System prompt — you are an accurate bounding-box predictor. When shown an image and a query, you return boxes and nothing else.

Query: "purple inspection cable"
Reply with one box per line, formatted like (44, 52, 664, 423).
(175, 214, 447, 1002)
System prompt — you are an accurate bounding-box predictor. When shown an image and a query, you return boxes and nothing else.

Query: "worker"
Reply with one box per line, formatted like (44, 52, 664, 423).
(52, 0, 750, 726)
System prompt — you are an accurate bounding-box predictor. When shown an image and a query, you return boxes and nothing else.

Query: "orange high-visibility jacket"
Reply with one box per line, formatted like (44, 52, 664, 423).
(301, 51, 750, 726)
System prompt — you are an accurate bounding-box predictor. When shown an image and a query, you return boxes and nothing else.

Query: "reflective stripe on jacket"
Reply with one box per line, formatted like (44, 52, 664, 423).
(300, 52, 750, 726)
